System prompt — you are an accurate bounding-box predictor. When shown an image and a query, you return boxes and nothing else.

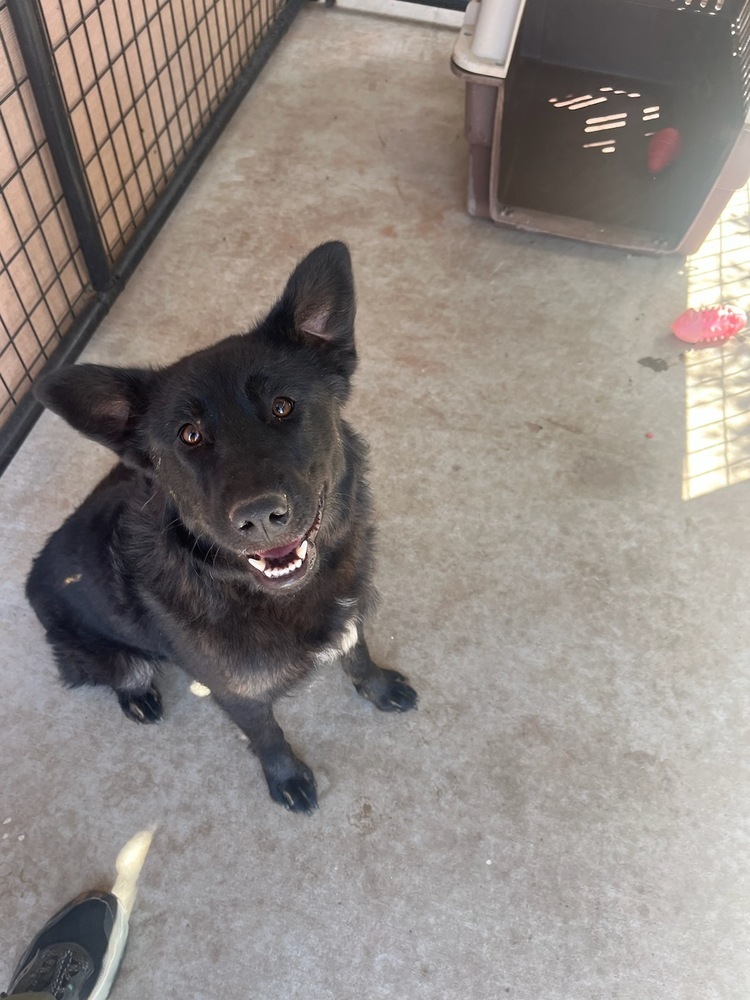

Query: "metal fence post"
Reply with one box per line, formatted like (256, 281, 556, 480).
(6, 0, 112, 292)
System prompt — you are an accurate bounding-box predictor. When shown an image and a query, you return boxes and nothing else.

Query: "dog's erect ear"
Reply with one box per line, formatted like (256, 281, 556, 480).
(280, 241, 357, 352)
(34, 364, 154, 468)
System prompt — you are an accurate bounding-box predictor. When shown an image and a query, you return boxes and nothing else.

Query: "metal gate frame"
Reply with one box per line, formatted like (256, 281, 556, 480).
(398, 1, 467, 9)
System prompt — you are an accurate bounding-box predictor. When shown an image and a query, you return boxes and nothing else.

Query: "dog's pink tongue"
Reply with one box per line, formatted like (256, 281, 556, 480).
(254, 539, 302, 561)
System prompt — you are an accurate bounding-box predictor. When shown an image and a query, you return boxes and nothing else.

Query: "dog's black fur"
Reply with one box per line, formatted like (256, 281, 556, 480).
(26, 242, 416, 813)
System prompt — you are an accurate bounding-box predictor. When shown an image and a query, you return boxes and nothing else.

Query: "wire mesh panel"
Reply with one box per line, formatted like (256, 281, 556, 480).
(0, 0, 299, 461)
(0, 1, 91, 427)
(43, 0, 289, 262)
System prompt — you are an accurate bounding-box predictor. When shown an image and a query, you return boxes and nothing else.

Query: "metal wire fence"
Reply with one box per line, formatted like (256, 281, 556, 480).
(46, 0, 288, 262)
(0, 0, 302, 473)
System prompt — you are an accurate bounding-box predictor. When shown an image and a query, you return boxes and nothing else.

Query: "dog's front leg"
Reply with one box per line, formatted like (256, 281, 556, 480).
(342, 632, 418, 713)
(211, 693, 318, 814)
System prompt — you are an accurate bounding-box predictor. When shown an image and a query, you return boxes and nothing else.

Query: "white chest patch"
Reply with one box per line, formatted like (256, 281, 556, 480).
(314, 618, 359, 665)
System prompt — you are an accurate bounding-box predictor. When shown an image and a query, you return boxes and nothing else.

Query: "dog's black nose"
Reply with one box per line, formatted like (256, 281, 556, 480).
(230, 494, 289, 535)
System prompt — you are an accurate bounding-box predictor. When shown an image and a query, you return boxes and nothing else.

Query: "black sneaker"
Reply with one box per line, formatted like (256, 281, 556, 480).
(3, 891, 128, 1000)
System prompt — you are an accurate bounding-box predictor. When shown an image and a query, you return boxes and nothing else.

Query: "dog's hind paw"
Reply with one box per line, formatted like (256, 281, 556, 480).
(118, 685, 163, 724)
(355, 668, 418, 713)
(267, 767, 318, 815)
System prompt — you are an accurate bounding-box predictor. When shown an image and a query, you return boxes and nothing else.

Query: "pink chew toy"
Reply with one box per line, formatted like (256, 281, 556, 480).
(670, 305, 748, 344)
(648, 127, 682, 174)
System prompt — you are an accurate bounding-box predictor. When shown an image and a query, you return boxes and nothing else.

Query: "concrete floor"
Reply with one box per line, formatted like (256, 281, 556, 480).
(1, 7, 749, 999)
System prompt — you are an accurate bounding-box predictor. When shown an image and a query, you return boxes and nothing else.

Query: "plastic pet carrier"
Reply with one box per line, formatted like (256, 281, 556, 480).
(453, 0, 750, 253)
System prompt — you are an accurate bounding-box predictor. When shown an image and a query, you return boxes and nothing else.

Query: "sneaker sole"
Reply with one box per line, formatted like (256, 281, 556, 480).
(90, 899, 129, 1000)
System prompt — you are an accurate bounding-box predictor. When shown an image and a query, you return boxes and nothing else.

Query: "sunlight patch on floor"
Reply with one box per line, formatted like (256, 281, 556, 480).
(682, 181, 750, 500)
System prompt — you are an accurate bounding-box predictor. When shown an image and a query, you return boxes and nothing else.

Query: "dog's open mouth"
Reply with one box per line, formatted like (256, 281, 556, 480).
(246, 494, 324, 586)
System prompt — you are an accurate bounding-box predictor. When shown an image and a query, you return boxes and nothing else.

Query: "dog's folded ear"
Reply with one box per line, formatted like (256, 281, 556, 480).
(34, 364, 154, 469)
(277, 242, 357, 384)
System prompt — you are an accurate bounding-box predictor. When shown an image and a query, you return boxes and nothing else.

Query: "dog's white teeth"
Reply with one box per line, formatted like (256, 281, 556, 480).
(261, 558, 303, 580)
(250, 541, 307, 580)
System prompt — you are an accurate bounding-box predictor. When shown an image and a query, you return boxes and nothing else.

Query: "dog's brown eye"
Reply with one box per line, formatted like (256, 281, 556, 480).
(179, 424, 202, 446)
(272, 397, 294, 419)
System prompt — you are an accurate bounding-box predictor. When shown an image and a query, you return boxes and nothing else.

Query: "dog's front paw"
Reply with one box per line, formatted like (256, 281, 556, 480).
(266, 762, 318, 814)
(355, 668, 418, 713)
(117, 685, 163, 724)
(383, 672, 419, 712)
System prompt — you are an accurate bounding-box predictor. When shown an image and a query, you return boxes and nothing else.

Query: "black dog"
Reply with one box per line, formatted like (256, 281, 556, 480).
(26, 242, 417, 813)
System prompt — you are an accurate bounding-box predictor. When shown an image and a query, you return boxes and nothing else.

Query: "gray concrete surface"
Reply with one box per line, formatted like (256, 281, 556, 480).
(1, 7, 749, 999)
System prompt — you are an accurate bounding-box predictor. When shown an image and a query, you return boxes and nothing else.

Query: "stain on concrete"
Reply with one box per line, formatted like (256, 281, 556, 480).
(395, 354, 448, 376)
(546, 418, 584, 435)
(567, 451, 635, 500)
(624, 750, 658, 767)
(347, 797, 376, 835)
(638, 357, 669, 373)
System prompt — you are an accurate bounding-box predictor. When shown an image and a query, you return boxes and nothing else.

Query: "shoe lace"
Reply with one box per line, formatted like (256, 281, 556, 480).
(27, 948, 87, 999)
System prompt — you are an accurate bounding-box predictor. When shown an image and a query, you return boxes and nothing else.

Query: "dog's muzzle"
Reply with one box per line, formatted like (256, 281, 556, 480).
(245, 493, 324, 589)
